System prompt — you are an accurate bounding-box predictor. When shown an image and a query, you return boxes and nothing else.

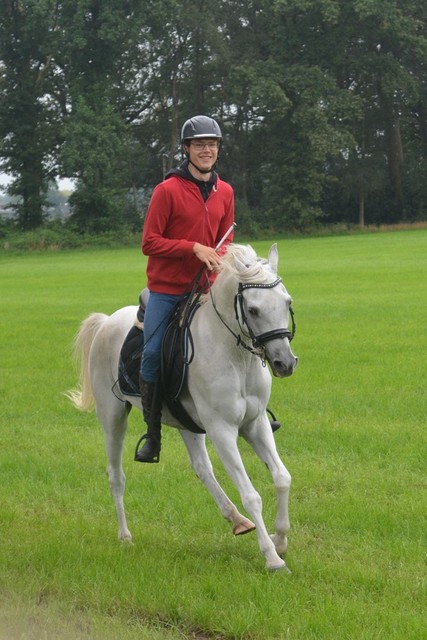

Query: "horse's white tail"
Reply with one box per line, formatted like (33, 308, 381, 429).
(66, 312, 109, 411)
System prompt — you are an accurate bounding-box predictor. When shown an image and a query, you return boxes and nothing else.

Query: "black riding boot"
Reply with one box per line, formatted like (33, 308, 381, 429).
(267, 408, 281, 433)
(134, 378, 162, 463)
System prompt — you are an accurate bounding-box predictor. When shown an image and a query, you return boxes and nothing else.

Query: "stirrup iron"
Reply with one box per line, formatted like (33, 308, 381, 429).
(134, 433, 160, 464)
(267, 408, 281, 433)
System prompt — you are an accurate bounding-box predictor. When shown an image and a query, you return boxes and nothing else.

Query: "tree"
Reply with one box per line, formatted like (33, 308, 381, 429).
(1, 0, 425, 233)
(61, 97, 132, 232)
(219, 0, 357, 229)
(0, 0, 62, 229)
(318, 0, 427, 222)
(126, 0, 233, 188)
(56, 0, 146, 232)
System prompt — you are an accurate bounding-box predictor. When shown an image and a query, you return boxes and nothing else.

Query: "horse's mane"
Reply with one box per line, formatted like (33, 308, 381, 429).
(220, 243, 274, 284)
(198, 244, 274, 305)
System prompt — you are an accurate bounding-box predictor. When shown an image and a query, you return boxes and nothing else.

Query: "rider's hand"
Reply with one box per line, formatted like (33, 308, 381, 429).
(193, 243, 223, 271)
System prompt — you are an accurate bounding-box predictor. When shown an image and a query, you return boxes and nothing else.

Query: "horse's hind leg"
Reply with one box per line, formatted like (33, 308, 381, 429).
(96, 398, 133, 542)
(179, 430, 256, 535)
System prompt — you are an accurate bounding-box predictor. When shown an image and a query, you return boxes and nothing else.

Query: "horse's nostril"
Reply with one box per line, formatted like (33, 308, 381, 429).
(272, 357, 298, 378)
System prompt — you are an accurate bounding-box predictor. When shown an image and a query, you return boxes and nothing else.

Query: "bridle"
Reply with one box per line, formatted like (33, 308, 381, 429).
(209, 275, 296, 361)
(235, 278, 296, 347)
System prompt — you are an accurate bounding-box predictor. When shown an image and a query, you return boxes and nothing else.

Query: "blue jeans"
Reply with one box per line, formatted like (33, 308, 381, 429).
(140, 292, 186, 383)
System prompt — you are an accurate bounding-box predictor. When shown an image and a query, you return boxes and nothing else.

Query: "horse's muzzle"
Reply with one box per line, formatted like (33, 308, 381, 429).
(270, 354, 298, 378)
(272, 359, 298, 378)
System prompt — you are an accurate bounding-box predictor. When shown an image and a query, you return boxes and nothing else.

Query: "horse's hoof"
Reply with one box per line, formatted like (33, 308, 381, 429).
(233, 518, 256, 536)
(268, 562, 292, 573)
(119, 532, 133, 544)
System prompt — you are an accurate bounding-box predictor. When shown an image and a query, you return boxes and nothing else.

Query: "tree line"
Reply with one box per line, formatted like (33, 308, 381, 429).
(0, 0, 426, 234)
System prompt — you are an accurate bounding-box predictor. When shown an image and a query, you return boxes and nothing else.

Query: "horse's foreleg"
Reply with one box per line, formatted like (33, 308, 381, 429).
(179, 430, 256, 535)
(97, 401, 133, 543)
(243, 423, 291, 557)
(209, 427, 288, 571)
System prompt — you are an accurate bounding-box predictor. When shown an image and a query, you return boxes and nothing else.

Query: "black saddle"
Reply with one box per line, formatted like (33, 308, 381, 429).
(118, 290, 205, 434)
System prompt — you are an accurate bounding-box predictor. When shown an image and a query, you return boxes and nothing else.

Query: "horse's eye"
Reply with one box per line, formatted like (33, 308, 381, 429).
(248, 307, 259, 317)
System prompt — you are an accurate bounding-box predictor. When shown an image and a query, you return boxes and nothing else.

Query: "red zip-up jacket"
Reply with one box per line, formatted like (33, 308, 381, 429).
(142, 172, 235, 295)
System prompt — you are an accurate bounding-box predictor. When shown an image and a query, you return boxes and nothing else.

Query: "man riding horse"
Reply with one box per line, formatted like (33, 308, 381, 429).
(134, 115, 232, 463)
(135, 116, 280, 464)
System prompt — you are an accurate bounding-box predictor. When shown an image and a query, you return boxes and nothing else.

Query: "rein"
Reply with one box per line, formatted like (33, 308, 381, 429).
(208, 274, 296, 362)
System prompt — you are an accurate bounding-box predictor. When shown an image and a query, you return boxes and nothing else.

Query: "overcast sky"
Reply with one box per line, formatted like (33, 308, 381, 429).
(0, 173, 74, 190)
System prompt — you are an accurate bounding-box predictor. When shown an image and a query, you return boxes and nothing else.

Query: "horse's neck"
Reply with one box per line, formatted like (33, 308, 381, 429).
(208, 275, 238, 322)
(196, 276, 242, 348)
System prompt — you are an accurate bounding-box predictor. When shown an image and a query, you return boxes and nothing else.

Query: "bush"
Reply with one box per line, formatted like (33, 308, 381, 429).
(0, 221, 141, 252)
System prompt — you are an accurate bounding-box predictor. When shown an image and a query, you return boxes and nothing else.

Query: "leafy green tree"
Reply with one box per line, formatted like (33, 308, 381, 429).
(56, 0, 146, 232)
(1, 0, 425, 234)
(125, 0, 233, 189)
(218, 0, 357, 230)
(314, 0, 427, 223)
(61, 98, 131, 232)
(0, 0, 62, 229)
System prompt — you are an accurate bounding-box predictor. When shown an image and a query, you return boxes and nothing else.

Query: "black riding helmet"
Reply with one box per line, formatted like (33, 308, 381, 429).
(181, 115, 222, 174)
(181, 115, 222, 143)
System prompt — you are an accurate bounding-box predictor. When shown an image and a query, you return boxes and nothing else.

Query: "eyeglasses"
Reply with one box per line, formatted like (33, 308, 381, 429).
(189, 141, 219, 150)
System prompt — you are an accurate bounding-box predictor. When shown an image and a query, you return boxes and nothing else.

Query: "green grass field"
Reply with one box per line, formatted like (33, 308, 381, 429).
(1, 230, 426, 640)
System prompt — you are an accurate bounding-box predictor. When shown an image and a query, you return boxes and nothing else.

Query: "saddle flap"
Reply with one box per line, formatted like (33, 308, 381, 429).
(161, 298, 199, 401)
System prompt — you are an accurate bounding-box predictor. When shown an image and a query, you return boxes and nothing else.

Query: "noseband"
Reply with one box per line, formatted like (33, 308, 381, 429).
(234, 277, 296, 348)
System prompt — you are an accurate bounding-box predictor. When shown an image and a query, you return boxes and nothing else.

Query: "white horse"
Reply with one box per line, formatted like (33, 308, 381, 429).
(68, 243, 298, 571)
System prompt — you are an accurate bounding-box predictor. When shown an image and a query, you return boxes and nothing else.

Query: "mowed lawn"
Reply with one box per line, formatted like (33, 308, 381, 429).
(0, 230, 425, 640)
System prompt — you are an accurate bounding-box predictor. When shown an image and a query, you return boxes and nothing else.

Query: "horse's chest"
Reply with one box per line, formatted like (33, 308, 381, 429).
(241, 366, 270, 405)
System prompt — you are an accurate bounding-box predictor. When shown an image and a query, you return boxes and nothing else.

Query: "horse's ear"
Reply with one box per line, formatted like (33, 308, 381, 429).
(268, 243, 279, 273)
